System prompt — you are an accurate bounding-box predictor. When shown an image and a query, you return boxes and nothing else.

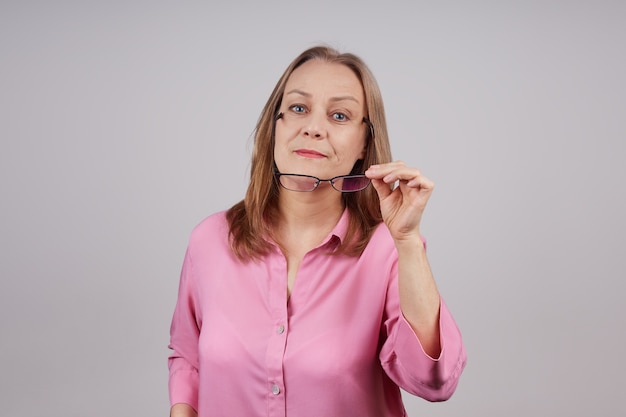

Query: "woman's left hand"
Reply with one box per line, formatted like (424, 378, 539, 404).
(365, 161, 434, 242)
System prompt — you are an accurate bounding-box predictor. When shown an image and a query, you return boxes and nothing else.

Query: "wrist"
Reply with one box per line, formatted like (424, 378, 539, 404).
(393, 233, 425, 253)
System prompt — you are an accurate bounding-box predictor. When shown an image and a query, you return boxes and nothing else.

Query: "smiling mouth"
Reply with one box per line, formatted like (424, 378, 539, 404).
(295, 149, 326, 158)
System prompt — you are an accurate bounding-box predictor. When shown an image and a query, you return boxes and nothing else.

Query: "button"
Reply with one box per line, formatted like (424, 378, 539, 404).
(271, 384, 281, 395)
(277, 325, 285, 334)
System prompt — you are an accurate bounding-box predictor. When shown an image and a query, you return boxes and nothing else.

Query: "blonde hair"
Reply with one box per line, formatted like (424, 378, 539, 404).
(226, 45, 393, 261)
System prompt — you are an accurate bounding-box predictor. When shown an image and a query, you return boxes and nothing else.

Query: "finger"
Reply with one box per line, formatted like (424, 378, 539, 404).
(366, 162, 434, 194)
(369, 178, 393, 200)
(365, 161, 407, 180)
(407, 175, 435, 190)
(381, 167, 426, 187)
(382, 165, 433, 189)
(398, 181, 433, 207)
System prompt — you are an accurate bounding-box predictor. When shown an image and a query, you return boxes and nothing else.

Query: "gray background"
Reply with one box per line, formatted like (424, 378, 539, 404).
(1, 1, 624, 416)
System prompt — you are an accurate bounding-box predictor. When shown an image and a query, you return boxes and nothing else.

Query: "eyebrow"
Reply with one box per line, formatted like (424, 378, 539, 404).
(285, 89, 361, 104)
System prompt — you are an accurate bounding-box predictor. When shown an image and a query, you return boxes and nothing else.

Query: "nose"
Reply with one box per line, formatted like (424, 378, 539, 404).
(303, 112, 326, 139)
(304, 129, 322, 139)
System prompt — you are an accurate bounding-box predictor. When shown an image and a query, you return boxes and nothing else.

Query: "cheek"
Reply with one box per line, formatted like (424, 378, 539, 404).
(273, 124, 296, 148)
(273, 128, 287, 152)
(272, 128, 290, 171)
(358, 138, 366, 159)
(339, 135, 366, 161)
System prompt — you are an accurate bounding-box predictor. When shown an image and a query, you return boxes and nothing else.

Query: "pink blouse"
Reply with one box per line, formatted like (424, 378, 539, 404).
(168, 210, 466, 417)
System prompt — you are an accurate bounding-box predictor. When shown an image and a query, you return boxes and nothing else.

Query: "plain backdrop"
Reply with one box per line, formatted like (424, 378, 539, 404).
(1, 1, 625, 416)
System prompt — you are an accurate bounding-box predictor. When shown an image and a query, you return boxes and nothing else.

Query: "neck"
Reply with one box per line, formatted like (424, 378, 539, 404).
(276, 187, 344, 237)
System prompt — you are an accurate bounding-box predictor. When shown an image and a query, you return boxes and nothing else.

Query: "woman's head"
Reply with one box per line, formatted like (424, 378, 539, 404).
(251, 45, 391, 188)
(228, 45, 393, 259)
(273, 59, 367, 189)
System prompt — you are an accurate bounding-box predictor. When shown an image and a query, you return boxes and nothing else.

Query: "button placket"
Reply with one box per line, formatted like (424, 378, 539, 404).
(265, 255, 288, 416)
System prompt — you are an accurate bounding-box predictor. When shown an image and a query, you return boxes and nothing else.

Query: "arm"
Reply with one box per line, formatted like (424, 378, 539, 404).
(168, 249, 201, 412)
(366, 161, 441, 353)
(380, 291, 466, 401)
(367, 162, 466, 399)
(395, 236, 441, 357)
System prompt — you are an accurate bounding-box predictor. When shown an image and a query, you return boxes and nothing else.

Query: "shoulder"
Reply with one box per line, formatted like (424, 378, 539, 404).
(356, 222, 397, 269)
(187, 210, 230, 249)
(366, 222, 396, 251)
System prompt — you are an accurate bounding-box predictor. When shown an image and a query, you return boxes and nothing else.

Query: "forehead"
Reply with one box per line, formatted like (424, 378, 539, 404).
(284, 60, 364, 102)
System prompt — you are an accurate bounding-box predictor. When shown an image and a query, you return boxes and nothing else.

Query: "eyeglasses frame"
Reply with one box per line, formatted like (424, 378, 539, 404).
(275, 172, 371, 193)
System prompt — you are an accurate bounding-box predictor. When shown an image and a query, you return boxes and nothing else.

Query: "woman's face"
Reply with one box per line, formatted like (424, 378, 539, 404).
(274, 60, 368, 181)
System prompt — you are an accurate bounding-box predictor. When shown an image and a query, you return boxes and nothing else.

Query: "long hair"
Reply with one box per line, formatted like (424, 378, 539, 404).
(226, 45, 393, 261)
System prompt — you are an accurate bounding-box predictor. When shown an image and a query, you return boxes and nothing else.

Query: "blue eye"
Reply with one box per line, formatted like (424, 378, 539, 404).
(333, 112, 348, 122)
(290, 104, 306, 113)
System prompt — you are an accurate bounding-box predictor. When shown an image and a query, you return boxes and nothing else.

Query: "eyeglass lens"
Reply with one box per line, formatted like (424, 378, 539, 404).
(332, 175, 371, 192)
(279, 175, 317, 191)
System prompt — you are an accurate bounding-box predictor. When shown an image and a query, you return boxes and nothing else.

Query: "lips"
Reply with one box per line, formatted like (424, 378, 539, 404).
(294, 149, 326, 158)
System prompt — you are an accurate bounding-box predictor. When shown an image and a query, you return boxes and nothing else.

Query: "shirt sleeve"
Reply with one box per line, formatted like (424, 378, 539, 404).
(379, 259, 467, 401)
(168, 248, 201, 411)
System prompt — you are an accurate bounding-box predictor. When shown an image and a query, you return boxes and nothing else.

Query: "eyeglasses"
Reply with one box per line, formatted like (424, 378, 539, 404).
(276, 173, 371, 192)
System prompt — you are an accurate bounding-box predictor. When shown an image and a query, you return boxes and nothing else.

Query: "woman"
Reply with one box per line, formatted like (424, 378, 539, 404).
(168, 45, 466, 417)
